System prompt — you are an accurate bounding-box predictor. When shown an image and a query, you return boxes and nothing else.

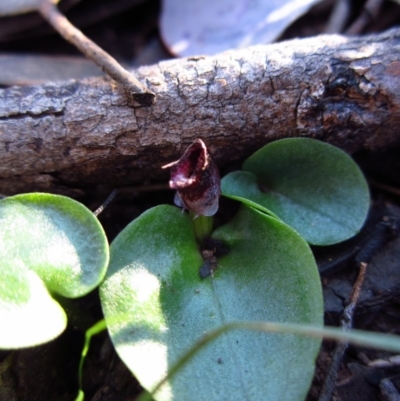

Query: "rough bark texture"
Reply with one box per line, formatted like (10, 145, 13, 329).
(1, 28, 400, 194)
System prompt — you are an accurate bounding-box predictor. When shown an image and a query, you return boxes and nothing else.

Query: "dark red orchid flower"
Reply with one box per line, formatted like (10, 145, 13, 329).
(162, 139, 220, 217)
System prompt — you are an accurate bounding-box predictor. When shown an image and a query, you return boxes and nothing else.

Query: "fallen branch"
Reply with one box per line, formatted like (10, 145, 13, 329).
(1, 28, 400, 194)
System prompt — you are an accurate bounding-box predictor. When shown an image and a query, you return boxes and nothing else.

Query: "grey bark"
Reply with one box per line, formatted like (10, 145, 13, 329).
(1, 28, 400, 194)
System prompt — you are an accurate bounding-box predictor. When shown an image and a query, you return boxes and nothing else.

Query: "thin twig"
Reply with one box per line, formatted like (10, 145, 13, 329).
(93, 189, 118, 216)
(318, 262, 368, 401)
(325, 0, 352, 33)
(369, 180, 400, 198)
(380, 378, 400, 401)
(38, 0, 155, 106)
(346, 0, 384, 35)
(369, 354, 400, 368)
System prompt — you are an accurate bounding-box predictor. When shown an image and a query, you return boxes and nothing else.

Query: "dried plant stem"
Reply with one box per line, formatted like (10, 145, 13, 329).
(380, 378, 400, 401)
(93, 189, 118, 216)
(369, 354, 400, 368)
(369, 180, 400, 198)
(346, 0, 384, 35)
(38, 0, 155, 106)
(318, 262, 368, 401)
(325, 0, 351, 33)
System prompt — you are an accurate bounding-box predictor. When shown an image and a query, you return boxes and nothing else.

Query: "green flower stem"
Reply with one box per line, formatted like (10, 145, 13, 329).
(76, 319, 108, 400)
(136, 321, 400, 401)
(189, 211, 213, 242)
(75, 312, 142, 401)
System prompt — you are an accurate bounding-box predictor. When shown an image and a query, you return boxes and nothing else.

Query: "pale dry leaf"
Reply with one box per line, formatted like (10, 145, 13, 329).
(0, 0, 47, 16)
(160, 0, 325, 56)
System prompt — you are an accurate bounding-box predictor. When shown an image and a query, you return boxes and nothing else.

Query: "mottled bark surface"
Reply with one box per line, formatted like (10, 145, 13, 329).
(1, 28, 400, 194)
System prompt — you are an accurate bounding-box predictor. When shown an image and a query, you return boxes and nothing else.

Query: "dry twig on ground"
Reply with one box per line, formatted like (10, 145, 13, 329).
(318, 263, 368, 401)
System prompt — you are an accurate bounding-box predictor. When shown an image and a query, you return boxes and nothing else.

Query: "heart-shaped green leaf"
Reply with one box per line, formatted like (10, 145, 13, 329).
(100, 204, 323, 401)
(0, 193, 109, 348)
(222, 138, 370, 245)
(0, 261, 67, 348)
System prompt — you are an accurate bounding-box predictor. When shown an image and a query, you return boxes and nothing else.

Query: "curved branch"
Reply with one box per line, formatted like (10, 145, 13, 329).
(1, 28, 400, 194)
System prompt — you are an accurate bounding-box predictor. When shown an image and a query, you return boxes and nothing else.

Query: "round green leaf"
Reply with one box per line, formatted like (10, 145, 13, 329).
(100, 204, 323, 401)
(0, 193, 109, 348)
(221, 170, 281, 217)
(0, 261, 67, 348)
(222, 138, 370, 245)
